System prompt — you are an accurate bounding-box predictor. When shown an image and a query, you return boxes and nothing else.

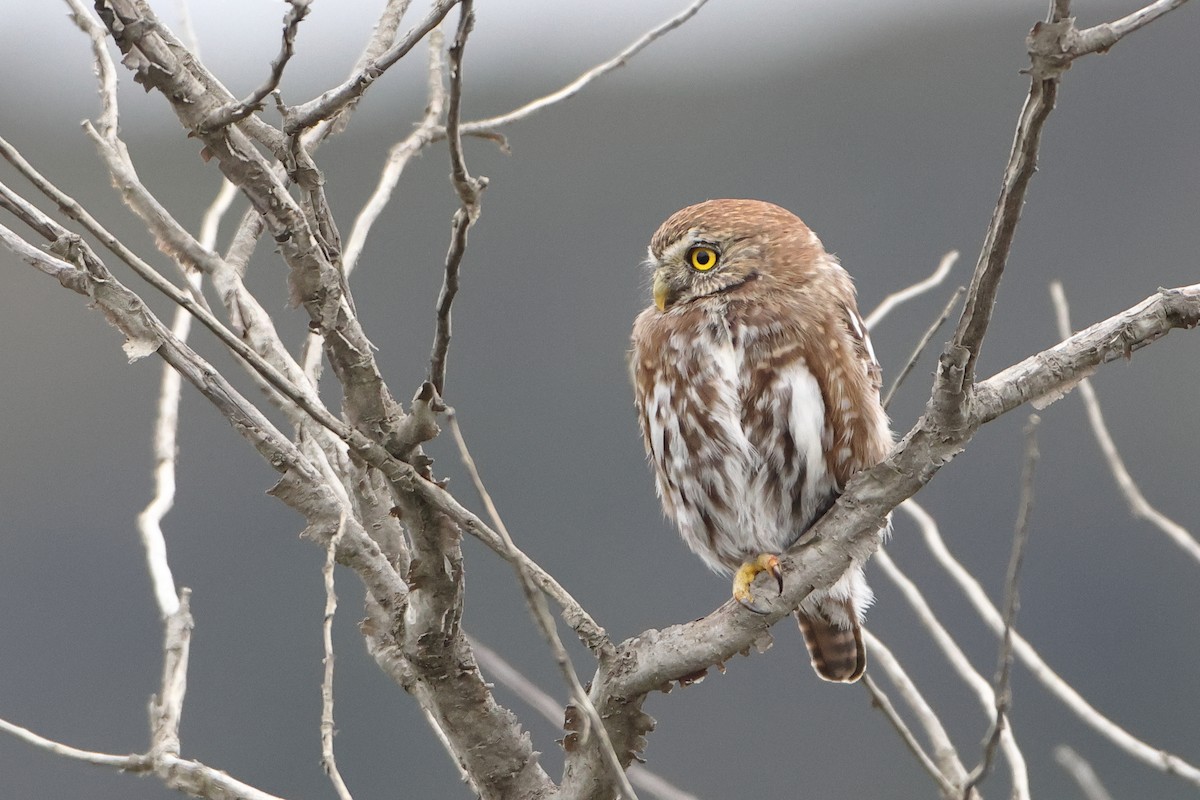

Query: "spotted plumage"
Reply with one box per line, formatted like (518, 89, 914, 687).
(630, 199, 891, 682)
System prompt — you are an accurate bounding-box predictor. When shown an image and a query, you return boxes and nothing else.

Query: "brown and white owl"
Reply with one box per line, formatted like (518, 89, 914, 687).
(630, 199, 891, 682)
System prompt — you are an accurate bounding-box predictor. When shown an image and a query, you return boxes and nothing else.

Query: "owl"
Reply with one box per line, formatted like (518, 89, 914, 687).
(630, 199, 891, 682)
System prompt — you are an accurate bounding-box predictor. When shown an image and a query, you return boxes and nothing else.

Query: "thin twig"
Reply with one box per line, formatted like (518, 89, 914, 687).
(421, 704, 476, 791)
(1070, 0, 1191, 56)
(65, 0, 117, 136)
(199, 0, 310, 133)
(861, 630, 973, 796)
(865, 250, 959, 330)
(874, 550, 1031, 799)
(1050, 281, 1200, 564)
(343, 30, 447, 279)
(285, 0, 459, 134)
(962, 415, 1040, 799)
(320, 516, 353, 800)
(1054, 745, 1115, 800)
(0, 715, 289, 800)
(137, 294, 189, 618)
(903, 498, 1200, 788)
(861, 673, 959, 798)
(429, 2, 486, 396)
(0, 219, 409, 613)
(470, 637, 701, 800)
(447, 412, 638, 800)
(882, 285, 965, 411)
(0, 156, 344, 453)
(136, 177, 237, 622)
(310, 28, 449, 385)
(459, 0, 713, 136)
(0, 717, 139, 768)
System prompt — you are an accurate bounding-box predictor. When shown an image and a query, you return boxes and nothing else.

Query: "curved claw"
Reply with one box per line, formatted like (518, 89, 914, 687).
(738, 596, 773, 615)
(732, 554, 783, 614)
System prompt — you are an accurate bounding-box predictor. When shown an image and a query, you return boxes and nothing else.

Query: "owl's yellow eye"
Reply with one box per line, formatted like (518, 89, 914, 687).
(687, 246, 718, 272)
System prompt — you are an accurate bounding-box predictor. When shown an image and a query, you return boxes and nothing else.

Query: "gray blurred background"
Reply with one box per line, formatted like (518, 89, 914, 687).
(1, 1, 1197, 798)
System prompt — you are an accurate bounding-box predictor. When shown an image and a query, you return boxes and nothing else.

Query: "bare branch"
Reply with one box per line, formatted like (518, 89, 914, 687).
(64, 0, 117, 136)
(874, 550, 1031, 800)
(0, 715, 289, 800)
(560, 272, 1198, 797)
(320, 519, 354, 800)
(447, 412, 636, 800)
(470, 637, 702, 800)
(863, 631, 973, 798)
(865, 250, 958, 330)
(1050, 281, 1200, 564)
(138, 292, 191, 618)
(0, 717, 138, 769)
(94, 0, 414, 455)
(943, 21, 1061, 403)
(149, 590, 192, 758)
(944, 0, 1191, 399)
(459, 0, 713, 136)
(971, 284, 1200, 425)
(341, 29, 447, 278)
(0, 586, 296, 799)
(285, 0, 460, 134)
(136, 178, 236, 625)
(882, 285, 965, 411)
(0, 220, 409, 618)
(430, 3, 486, 396)
(1069, 0, 1191, 57)
(861, 673, 959, 798)
(0, 155, 345, 457)
(1054, 746, 1115, 800)
(962, 416, 1041, 799)
(409, 454, 612, 654)
(903, 498, 1200, 788)
(199, 0, 311, 133)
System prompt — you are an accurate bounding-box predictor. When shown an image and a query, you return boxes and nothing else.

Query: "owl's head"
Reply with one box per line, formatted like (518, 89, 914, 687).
(645, 199, 824, 312)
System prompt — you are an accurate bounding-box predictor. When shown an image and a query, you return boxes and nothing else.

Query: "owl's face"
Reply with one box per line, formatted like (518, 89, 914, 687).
(644, 199, 818, 312)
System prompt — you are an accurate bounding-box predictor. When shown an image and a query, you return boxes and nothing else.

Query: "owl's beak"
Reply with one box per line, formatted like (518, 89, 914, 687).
(653, 271, 671, 311)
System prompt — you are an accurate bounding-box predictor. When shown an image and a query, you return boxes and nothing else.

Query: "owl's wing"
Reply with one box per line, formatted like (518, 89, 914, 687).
(740, 295, 886, 683)
(842, 302, 884, 398)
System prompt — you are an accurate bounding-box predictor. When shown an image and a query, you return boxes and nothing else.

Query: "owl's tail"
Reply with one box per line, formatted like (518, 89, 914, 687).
(796, 602, 866, 683)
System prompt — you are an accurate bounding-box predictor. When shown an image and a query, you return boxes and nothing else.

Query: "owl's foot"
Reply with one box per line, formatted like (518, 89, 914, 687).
(732, 554, 784, 614)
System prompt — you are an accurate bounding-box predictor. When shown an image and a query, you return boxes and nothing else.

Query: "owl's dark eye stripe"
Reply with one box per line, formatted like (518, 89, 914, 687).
(687, 245, 719, 272)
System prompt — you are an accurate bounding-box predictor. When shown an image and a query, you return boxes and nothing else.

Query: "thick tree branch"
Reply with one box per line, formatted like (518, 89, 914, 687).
(93, 0, 418, 455)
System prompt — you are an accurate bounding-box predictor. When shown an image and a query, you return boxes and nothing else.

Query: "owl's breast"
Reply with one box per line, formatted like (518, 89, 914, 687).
(634, 308, 834, 573)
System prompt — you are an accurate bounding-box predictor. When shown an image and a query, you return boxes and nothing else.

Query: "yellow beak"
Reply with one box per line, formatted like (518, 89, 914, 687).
(653, 271, 670, 311)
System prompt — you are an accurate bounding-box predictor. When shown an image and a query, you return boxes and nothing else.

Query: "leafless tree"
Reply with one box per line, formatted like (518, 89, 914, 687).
(0, 1, 1196, 799)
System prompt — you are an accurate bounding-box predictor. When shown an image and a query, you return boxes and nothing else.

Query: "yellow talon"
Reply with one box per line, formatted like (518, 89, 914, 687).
(732, 554, 784, 614)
